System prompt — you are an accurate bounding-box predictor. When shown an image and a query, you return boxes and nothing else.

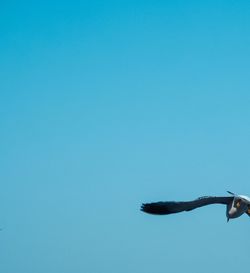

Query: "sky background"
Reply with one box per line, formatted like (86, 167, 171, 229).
(1, 1, 250, 272)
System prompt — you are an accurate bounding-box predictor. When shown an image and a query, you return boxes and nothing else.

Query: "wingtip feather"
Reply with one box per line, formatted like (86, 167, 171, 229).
(140, 202, 171, 215)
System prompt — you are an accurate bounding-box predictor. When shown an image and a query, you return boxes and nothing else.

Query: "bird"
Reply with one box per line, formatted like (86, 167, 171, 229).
(141, 191, 250, 221)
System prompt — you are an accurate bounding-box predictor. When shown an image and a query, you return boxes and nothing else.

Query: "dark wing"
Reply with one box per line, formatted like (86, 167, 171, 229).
(141, 196, 233, 215)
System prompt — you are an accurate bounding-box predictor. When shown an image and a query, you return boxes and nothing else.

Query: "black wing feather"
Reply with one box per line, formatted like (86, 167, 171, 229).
(141, 196, 233, 215)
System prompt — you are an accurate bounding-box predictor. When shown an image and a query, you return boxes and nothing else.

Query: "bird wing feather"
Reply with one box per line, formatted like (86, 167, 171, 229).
(141, 196, 233, 215)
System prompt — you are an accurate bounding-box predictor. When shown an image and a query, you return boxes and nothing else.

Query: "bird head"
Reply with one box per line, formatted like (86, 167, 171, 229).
(226, 191, 249, 220)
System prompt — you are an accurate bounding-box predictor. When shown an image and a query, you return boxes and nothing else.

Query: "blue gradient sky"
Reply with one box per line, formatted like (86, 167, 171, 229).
(1, 1, 250, 272)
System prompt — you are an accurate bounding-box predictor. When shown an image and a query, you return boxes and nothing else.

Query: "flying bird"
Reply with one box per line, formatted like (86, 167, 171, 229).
(141, 191, 250, 221)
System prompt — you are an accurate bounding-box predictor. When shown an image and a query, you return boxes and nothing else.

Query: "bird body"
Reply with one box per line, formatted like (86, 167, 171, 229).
(141, 191, 250, 221)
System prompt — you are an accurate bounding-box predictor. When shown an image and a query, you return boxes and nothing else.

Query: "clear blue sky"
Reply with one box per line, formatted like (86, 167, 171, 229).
(1, 1, 250, 272)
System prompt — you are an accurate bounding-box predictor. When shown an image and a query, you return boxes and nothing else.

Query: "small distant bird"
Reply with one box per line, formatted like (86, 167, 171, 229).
(141, 191, 250, 221)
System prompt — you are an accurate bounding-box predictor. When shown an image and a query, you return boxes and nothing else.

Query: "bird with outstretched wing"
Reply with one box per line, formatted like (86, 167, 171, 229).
(141, 191, 250, 221)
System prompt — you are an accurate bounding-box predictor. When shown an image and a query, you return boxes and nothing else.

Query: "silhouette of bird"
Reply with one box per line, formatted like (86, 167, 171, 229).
(141, 191, 250, 221)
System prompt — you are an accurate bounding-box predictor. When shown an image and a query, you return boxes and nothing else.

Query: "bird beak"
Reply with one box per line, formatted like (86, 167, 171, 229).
(227, 218, 230, 223)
